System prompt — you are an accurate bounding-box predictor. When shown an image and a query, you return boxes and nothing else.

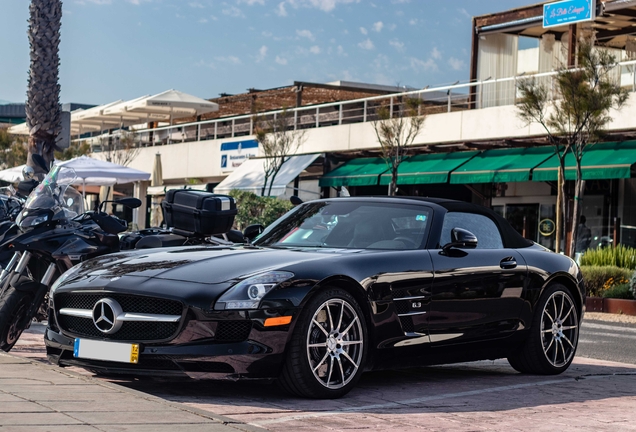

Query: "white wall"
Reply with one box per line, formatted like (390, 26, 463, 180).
(120, 93, 636, 183)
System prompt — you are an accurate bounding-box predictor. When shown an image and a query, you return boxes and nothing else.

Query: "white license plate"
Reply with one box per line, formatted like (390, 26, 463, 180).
(74, 339, 139, 364)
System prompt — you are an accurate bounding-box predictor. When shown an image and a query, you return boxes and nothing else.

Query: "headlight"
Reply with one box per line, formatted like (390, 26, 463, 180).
(17, 213, 50, 228)
(216, 271, 294, 310)
(50, 264, 83, 294)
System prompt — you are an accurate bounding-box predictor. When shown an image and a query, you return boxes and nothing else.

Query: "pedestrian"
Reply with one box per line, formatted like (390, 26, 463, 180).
(576, 215, 592, 252)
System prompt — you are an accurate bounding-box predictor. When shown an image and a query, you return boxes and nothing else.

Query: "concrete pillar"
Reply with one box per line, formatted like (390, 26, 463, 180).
(133, 181, 149, 229)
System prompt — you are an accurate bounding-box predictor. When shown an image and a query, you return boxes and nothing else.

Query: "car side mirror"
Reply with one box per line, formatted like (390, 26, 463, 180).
(442, 227, 478, 252)
(244, 224, 264, 242)
(290, 195, 303, 206)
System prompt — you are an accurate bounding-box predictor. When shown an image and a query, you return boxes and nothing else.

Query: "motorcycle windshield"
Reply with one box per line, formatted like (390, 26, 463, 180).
(22, 165, 84, 218)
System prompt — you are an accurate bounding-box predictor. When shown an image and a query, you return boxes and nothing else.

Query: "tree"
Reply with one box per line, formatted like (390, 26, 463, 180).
(253, 108, 306, 196)
(26, 0, 63, 174)
(371, 97, 426, 196)
(99, 131, 141, 167)
(55, 141, 91, 161)
(0, 130, 28, 170)
(517, 39, 628, 256)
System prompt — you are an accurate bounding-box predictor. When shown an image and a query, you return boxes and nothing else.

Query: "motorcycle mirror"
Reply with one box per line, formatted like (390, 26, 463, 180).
(22, 166, 35, 181)
(244, 224, 264, 242)
(31, 154, 49, 174)
(290, 195, 303, 206)
(115, 197, 142, 209)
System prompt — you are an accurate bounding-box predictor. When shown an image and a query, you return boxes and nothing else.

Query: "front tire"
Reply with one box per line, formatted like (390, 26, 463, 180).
(508, 283, 580, 374)
(0, 287, 33, 352)
(278, 288, 368, 399)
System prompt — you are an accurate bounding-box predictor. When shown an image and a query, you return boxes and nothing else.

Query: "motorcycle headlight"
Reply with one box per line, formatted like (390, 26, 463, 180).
(215, 271, 294, 310)
(17, 212, 50, 228)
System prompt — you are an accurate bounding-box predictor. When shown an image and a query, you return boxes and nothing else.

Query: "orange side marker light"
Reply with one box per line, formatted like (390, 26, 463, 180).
(264, 316, 293, 327)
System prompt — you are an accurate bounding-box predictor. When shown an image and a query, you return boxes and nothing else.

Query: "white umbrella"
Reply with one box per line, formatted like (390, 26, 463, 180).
(57, 156, 150, 186)
(150, 153, 163, 227)
(0, 165, 26, 183)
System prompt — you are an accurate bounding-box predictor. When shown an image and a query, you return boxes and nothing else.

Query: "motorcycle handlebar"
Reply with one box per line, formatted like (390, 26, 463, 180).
(89, 212, 128, 235)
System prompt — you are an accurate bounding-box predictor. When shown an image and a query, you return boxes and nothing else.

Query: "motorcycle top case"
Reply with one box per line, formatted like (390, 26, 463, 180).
(162, 190, 237, 236)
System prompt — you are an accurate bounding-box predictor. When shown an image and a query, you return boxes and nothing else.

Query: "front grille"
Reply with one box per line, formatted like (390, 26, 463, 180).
(57, 315, 179, 341)
(56, 293, 182, 316)
(55, 292, 184, 342)
(216, 321, 252, 342)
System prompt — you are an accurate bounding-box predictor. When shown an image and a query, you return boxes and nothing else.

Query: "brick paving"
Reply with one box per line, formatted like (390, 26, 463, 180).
(7, 319, 636, 431)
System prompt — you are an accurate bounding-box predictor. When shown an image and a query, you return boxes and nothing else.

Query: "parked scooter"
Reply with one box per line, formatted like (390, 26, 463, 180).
(0, 163, 141, 351)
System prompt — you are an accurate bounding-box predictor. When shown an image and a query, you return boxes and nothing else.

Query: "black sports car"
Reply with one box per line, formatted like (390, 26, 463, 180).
(45, 197, 584, 398)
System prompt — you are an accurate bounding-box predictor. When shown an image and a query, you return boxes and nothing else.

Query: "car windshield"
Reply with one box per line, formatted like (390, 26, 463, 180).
(254, 200, 431, 250)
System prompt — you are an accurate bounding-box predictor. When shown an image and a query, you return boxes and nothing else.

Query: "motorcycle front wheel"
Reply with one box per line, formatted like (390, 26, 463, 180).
(0, 287, 33, 352)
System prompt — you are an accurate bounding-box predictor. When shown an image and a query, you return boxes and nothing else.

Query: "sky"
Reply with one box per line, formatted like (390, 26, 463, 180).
(0, 0, 533, 105)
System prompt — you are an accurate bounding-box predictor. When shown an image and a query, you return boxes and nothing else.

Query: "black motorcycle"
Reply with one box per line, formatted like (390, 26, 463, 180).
(0, 164, 141, 351)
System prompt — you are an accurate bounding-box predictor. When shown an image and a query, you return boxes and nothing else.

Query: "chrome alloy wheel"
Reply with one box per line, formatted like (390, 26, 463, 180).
(541, 291, 579, 368)
(307, 299, 364, 389)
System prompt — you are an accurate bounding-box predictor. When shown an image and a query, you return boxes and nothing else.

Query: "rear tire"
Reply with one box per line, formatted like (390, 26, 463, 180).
(278, 288, 368, 399)
(508, 283, 579, 375)
(0, 287, 33, 352)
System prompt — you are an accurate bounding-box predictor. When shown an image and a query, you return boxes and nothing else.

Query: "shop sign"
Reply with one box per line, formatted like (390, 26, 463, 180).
(539, 218, 556, 237)
(220, 140, 259, 172)
(543, 0, 595, 28)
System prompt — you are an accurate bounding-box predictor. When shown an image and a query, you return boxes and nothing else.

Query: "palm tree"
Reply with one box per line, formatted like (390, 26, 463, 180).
(25, 0, 62, 172)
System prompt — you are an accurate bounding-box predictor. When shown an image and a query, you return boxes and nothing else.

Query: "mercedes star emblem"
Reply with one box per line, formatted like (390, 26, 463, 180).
(92, 298, 124, 334)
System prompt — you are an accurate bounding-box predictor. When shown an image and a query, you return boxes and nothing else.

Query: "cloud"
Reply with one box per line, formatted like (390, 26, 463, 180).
(409, 18, 418, 25)
(410, 57, 437, 72)
(337, 45, 347, 56)
(189, 2, 204, 8)
(256, 45, 268, 62)
(458, 8, 471, 19)
(309, 45, 321, 54)
(389, 39, 405, 52)
(195, 60, 216, 69)
(275, 56, 288, 65)
(391, 0, 410, 3)
(359, 27, 368, 35)
(431, 47, 442, 60)
(372, 21, 383, 32)
(215, 55, 242, 64)
(276, 1, 287, 16)
(238, 0, 265, 4)
(75, 0, 112, 4)
(373, 54, 389, 70)
(222, 5, 244, 17)
(126, 0, 151, 4)
(198, 18, 208, 23)
(448, 57, 465, 71)
(282, 0, 360, 13)
(358, 38, 374, 50)
(296, 29, 315, 41)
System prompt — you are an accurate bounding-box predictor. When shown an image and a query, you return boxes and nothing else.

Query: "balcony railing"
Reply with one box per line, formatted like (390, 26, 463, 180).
(81, 58, 636, 150)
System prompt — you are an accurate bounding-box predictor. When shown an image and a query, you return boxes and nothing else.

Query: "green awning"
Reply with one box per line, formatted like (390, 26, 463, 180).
(532, 141, 636, 181)
(450, 146, 555, 184)
(379, 151, 479, 185)
(319, 158, 389, 187)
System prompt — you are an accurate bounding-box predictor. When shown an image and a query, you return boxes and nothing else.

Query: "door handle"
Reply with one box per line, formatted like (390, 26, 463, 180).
(500, 258, 517, 269)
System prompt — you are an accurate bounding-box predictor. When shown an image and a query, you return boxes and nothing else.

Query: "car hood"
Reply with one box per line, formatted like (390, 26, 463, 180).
(71, 245, 359, 285)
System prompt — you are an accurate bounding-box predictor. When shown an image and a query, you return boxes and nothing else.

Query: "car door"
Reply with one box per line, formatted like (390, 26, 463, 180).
(428, 211, 528, 345)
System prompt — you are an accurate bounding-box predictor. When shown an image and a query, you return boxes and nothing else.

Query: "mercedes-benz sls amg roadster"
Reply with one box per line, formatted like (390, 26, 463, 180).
(45, 197, 584, 398)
